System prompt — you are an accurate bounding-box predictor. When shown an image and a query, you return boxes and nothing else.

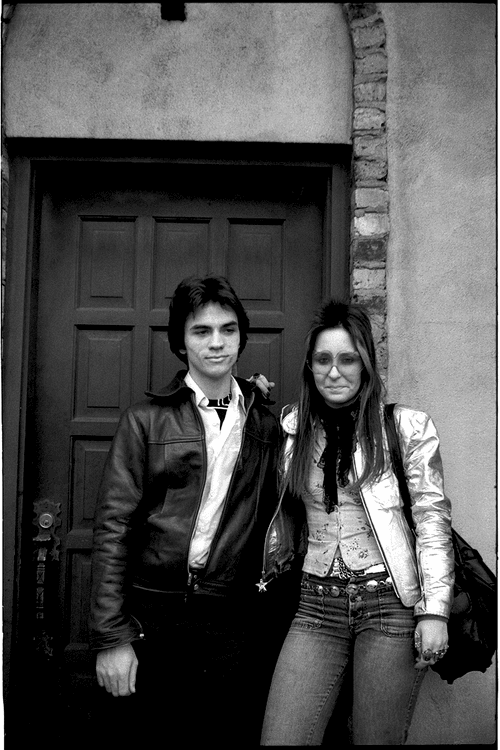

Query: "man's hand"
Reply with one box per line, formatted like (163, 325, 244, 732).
(96, 643, 138, 696)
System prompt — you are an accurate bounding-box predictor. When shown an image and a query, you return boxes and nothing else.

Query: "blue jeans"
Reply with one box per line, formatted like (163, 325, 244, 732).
(261, 572, 426, 745)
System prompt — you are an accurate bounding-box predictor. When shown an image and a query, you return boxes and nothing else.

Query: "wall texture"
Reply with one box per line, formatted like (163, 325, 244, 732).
(3, 2, 352, 143)
(2, 2, 496, 745)
(382, 4, 496, 743)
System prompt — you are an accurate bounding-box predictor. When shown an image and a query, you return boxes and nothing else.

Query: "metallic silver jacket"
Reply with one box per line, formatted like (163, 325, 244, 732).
(265, 404, 454, 619)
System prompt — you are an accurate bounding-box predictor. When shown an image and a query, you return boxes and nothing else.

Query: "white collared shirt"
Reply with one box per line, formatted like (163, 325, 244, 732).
(184, 371, 246, 569)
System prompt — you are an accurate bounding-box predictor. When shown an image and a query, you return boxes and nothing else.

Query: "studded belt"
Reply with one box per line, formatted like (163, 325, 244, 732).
(303, 575, 393, 597)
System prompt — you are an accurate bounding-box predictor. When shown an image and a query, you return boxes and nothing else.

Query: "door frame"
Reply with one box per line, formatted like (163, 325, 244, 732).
(2, 138, 351, 702)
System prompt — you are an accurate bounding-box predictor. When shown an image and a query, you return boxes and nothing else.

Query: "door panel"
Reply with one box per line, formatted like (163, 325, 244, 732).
(31, 160, 338, 674)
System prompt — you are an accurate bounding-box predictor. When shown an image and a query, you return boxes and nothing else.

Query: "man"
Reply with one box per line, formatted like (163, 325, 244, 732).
(89, 275, 287, 745)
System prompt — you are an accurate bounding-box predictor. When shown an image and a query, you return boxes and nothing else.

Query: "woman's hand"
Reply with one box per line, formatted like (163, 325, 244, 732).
(414, 618, 449, 669)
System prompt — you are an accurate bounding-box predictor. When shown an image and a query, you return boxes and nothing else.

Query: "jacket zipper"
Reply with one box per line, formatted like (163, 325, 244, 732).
(130, 614, 145, 641)
(257, 483, 287, 592)
(258, 431, 294, 592)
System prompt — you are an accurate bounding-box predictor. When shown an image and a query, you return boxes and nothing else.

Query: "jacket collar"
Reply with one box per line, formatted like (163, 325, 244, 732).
(145, 370, 261, 408)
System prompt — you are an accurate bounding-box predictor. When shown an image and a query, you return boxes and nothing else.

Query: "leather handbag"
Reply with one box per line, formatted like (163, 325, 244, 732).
(384, 403, 497, 683)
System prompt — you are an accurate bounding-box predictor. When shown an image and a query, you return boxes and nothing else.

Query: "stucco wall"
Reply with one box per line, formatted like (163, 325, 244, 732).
(382, 4, 496, 744)
(3, 2, 352, 143)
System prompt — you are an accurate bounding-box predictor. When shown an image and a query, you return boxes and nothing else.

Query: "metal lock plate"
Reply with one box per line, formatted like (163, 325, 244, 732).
(39, 512, 54, 529)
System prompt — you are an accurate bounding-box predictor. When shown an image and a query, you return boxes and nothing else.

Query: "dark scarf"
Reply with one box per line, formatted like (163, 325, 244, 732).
(317, 397, 360, 513)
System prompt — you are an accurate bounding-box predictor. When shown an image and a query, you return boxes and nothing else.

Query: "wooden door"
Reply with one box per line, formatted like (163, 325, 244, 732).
(27, 158, 342, 701)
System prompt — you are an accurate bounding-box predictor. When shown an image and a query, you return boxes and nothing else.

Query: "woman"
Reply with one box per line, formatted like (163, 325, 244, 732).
(260, 300, 454, 746)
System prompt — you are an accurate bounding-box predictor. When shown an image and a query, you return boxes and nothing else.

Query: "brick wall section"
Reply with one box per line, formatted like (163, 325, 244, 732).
(343, 3, 389, 378)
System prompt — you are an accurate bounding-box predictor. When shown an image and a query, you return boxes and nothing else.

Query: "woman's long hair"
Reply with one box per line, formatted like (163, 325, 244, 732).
(284, 299, 386, 498)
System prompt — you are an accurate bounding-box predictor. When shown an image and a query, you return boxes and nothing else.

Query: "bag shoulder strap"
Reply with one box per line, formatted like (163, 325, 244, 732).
(383, 403, 415, 533)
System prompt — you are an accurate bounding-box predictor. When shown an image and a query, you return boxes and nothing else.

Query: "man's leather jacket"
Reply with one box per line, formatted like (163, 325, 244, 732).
(89, 372, 279, 651)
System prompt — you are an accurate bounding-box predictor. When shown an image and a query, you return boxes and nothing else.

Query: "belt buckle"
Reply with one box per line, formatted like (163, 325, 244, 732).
(345, 583, 359, 595)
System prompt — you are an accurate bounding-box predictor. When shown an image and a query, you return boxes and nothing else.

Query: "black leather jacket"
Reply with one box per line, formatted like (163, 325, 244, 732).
(89, 371, 279, 650)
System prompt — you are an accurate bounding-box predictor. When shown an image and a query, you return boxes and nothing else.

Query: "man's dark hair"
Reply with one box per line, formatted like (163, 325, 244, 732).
(168, 275, 250, 364)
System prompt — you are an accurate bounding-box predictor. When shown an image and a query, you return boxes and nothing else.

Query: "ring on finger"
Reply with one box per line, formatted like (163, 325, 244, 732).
(433, 648, 448, 660)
